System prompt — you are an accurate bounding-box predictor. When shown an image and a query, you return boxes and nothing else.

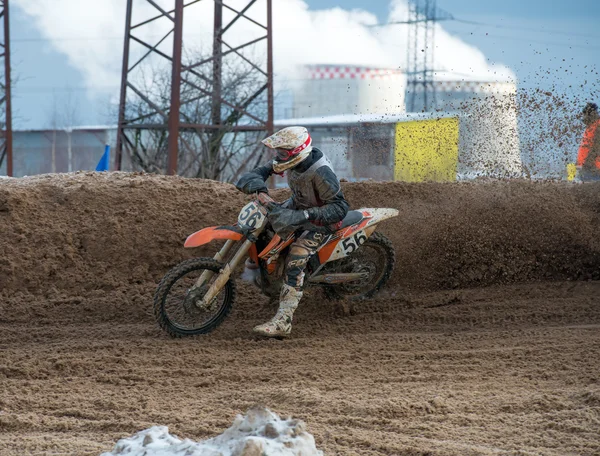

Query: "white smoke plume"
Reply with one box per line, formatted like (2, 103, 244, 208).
(13, 0, 515, 96)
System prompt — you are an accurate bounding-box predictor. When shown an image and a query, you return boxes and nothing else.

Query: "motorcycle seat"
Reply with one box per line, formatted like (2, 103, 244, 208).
(338, 210, 364, 229)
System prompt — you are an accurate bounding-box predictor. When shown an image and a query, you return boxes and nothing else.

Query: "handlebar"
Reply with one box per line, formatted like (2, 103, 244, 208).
(255, 191, 332, 234)
(256, 191, 277, 210)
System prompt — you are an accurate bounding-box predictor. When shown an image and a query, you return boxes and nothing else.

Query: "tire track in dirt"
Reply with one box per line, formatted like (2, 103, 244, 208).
(0, 173, 599, 455)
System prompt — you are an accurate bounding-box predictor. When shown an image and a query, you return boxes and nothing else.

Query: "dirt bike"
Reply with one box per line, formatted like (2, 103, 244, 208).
(153, 192, 398, 337)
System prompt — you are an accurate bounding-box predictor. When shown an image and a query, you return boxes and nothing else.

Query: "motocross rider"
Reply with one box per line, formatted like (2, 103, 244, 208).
(236, 126, 349, 338)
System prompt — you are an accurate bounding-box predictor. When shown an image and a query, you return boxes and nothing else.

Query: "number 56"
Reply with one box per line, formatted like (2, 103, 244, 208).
(341, 231, 367, 254)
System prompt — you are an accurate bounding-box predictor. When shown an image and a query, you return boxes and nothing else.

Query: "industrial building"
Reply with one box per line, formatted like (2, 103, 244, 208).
(2, 67, 523, 181)
(275, 110, 521, 183)
(286, 64, 406, 119)
(279, 66, 523, 182)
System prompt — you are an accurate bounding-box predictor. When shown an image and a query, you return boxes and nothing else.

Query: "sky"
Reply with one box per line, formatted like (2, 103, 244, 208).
(7, 0, 600, 130)
(326, 0, 600, 86)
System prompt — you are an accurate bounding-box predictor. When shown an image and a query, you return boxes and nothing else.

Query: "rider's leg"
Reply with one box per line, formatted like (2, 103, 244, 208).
(253, 231, 325, 337)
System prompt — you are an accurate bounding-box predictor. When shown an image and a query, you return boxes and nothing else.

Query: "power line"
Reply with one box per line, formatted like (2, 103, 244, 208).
(452, 19, 600, 40)
(371, 16, 600, 40)
(13, 36, 123, 43)
(447, 29, 600, 51)
(13, 86, 119, 93)
(11, 33, 205, 43)
(13, 19, 600, 44)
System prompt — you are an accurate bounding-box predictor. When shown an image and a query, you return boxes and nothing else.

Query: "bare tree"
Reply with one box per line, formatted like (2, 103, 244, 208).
(120, 50, 268, 182)
(46, 88, 81, 173)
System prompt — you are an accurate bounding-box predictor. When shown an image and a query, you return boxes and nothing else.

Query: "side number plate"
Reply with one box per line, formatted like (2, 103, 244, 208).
(341, 231, 367, 254)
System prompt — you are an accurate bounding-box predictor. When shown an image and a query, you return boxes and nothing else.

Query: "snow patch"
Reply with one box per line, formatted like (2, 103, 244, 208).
(100, 407, 323, 456)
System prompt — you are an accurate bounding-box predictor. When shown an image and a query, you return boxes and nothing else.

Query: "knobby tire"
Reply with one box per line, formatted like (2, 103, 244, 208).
(153, 258, 236, 337)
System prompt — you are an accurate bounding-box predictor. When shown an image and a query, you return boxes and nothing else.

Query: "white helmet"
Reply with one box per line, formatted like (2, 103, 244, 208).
(261, 126, 312, 173)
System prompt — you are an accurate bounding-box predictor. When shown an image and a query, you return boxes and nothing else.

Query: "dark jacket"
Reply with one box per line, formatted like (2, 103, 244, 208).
(237, 148, 349, 225)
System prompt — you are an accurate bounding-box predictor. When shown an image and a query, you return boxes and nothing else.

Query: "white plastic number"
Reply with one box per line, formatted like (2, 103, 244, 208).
(341, 231, 367, 254)
(238, 202, 264, 229)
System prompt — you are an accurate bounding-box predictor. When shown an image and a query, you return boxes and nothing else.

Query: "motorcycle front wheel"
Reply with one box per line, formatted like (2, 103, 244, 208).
(153, 258, 235, 337)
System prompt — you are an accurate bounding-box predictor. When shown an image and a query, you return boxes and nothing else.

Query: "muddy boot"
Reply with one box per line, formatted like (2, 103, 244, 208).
(253, 284, 302, 338)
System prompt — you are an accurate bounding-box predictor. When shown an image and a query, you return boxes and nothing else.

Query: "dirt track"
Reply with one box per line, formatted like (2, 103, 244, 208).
(1, 173, 599, 455)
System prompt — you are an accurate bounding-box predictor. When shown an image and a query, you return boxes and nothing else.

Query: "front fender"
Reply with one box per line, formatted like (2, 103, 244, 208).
(184, 226, 244, 248)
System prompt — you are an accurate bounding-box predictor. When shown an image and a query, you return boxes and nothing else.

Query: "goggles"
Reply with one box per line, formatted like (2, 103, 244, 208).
(272, 136, 311, 161)
(275, 147, 294, 160)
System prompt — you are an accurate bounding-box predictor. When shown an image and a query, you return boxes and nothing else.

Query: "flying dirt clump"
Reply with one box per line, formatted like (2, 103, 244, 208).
(100, 407, 323, 456)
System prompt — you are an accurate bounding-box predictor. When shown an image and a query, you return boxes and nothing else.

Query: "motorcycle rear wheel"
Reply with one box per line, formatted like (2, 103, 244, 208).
(153, 258, 235, 337)
(323, 232, 395, 301)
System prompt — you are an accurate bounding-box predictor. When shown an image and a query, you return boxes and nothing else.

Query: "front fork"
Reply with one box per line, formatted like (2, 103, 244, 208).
(198, 226, 265, 307)
(194, 239, 235, 289)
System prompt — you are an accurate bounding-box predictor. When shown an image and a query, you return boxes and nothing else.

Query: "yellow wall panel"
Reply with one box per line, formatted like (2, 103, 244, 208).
(394, 117, 459, 182)
(566, 163, 577, 182)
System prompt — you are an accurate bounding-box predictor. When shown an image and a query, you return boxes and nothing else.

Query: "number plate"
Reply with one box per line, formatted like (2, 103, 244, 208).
(238, 202, 266, 231)
(341, 231, 368, 255)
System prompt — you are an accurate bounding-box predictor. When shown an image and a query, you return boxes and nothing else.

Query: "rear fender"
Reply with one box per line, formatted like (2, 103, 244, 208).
(184, 226, 243, 248)
(359, 208, 399, 227)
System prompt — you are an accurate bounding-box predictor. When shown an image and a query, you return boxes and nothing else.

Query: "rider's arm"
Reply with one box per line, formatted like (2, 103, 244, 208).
(307, 167, 349, 225)
(235, 163, 274, 194)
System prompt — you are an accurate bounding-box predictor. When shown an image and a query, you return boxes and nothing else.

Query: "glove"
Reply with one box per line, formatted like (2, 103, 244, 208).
(305, 207, 320, 221)
(235, 174, 268, 195)
(267, 206, 308, 237)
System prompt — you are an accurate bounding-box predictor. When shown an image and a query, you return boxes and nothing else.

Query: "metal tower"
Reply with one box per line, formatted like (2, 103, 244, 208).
(115, 0, 274, 175)
(0, 0, 12, 176)
(406, 0, 453, 112)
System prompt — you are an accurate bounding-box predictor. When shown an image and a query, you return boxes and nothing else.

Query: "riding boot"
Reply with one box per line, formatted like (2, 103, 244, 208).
(253, 284, 302, 338)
